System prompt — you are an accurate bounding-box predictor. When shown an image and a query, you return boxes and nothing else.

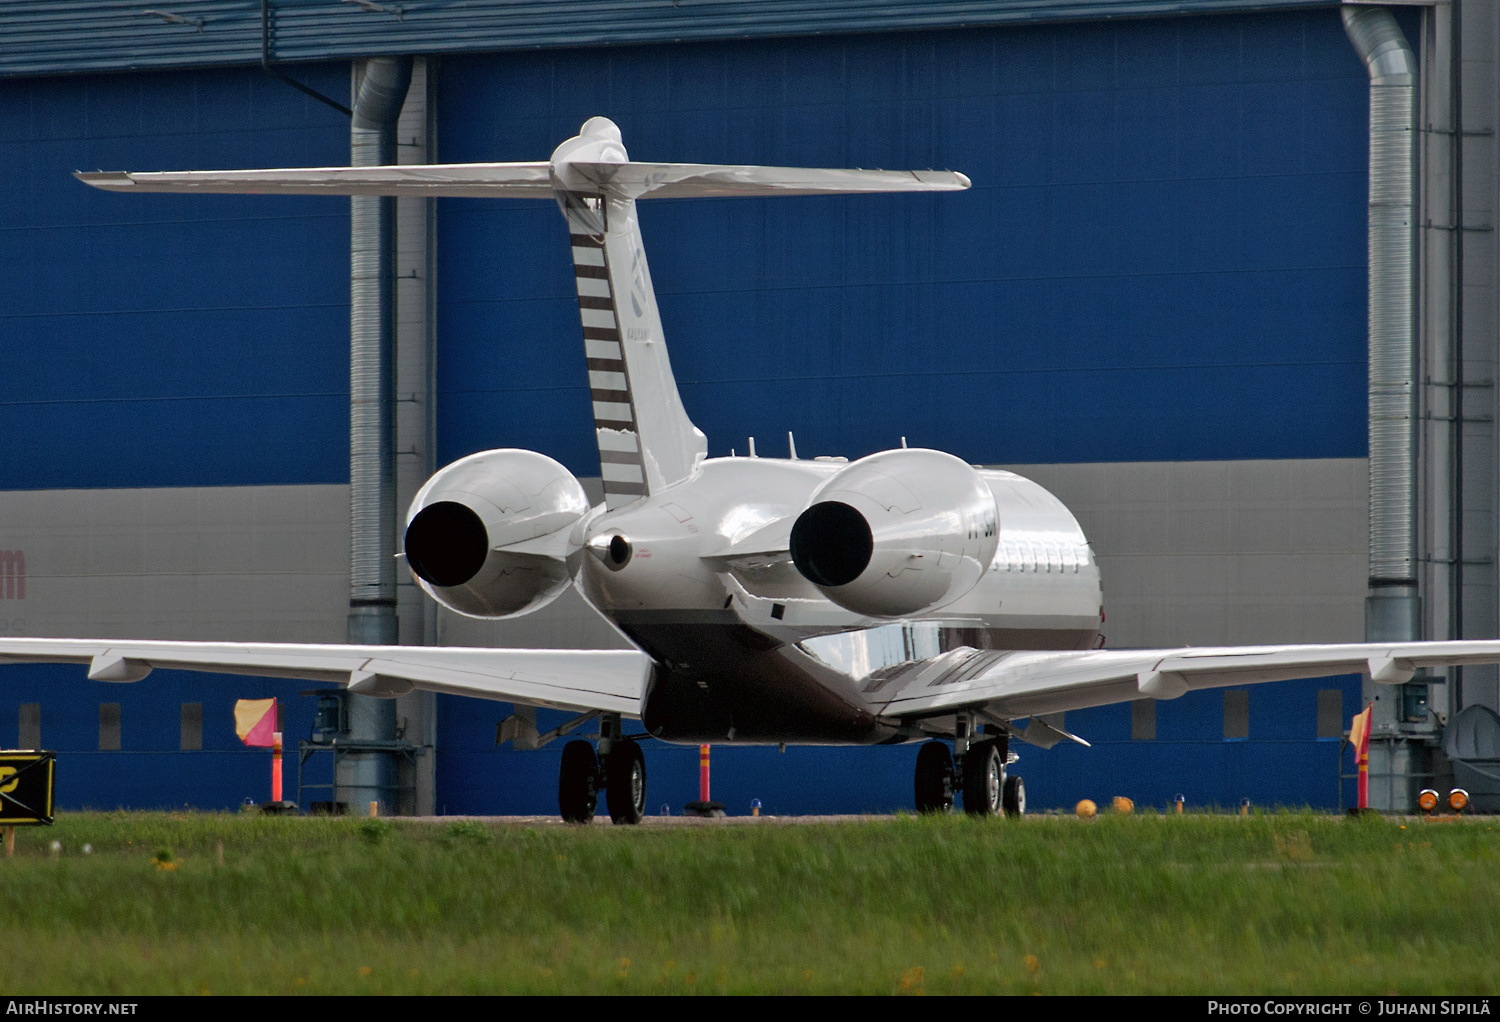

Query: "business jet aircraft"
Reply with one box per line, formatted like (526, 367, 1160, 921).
(1, 116, 1493, 823)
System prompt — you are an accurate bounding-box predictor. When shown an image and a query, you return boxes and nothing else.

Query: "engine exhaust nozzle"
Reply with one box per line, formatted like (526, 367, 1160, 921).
(404, 501, 489, 588)
(789, 501, 873, 588)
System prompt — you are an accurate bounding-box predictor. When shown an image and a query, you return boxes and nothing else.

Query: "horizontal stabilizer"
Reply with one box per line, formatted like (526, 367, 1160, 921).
(76, 163, 555, 198)
(76, 162, 969, 200)
(566, 162, 970, 199)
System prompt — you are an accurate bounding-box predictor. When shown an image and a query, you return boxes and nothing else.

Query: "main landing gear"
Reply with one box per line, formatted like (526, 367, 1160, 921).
(558, 714, 647, 825)
(913, 717, 1025, 817)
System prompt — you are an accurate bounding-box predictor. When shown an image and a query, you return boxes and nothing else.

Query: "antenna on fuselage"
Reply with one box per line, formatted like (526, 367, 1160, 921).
(788, 432, 798, 460)
(748, 437, 757, 458)
(901, 436, 908, 449)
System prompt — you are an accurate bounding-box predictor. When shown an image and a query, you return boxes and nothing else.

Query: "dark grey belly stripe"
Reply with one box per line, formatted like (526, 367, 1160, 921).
(569, 211, 646, 509)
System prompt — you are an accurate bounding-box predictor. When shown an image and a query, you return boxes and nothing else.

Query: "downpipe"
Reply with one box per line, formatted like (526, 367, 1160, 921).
(343, 55, 413, 814)
(1344, 6, 1420, 811)
(1344, 6, 1418, 641)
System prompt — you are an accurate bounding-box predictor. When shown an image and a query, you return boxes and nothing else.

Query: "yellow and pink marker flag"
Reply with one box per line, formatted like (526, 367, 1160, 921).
(234, 698, 278, 748)
(235, 698, 285, 804)
(1349, 702, 1373, 810)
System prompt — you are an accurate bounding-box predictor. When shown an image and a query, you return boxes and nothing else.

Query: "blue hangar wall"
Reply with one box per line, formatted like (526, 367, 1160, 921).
(0, 64, 352, 809)
(0, 7, 1376, 813)
(434, 8, 1375, 815)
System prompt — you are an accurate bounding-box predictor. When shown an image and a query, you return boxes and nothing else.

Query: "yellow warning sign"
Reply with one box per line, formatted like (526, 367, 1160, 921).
(0, 752, 54, 825)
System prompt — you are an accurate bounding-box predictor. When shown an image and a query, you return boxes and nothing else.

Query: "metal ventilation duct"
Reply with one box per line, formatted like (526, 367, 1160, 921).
(348, 55, 412, 647)
(1343, 6, 1417, 638)
(343, 55, 412, 816)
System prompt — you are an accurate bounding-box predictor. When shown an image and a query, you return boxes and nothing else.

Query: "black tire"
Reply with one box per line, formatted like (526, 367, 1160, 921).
(963, 740, 1004, 817)
(1003, 774, 1026, 817)
(558, 740, 600, 823)
(604, 739, 647, 825)
(914, 741, 955, 813)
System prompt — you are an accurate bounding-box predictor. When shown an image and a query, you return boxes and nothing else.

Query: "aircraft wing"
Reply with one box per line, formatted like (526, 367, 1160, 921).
(874, 640, 1500, 736)
(0, 638, 651, 717)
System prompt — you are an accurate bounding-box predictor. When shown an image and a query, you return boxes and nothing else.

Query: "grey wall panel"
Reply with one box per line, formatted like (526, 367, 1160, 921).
(1000, 459, 1368, 648)
(0, 462, 1366, 653)
(0, 484, 348, 642)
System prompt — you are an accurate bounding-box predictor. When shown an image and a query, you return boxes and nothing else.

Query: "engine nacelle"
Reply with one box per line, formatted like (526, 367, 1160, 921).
(790, 449, 998, 618)
(403, 449, 591, 619)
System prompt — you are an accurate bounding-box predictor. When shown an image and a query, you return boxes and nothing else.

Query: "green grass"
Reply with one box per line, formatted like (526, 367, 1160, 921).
(0, 810, 1496, 994)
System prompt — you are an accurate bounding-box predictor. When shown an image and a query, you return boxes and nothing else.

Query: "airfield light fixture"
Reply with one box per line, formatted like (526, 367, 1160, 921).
(1418, 789, 1440, 813)
(1448, 789, 1469, 813)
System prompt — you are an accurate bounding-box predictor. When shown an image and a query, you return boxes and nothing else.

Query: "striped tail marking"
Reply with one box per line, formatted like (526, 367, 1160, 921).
(571, 222, 648, 510)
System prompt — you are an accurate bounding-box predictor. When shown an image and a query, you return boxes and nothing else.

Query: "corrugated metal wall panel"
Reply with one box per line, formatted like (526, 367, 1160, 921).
(0, 64, 351, 490)
(2, 0, 1336, 78)
(434, 11, 1370, 472)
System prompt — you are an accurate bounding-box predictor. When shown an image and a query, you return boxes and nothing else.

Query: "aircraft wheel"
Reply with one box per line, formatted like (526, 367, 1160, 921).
(1003, 774, 1026, 817)
(605, 739, 647, 825)
(558, 739, 600, 823)
(963, 740, 1004, 817)
(914, 740, 955, 813)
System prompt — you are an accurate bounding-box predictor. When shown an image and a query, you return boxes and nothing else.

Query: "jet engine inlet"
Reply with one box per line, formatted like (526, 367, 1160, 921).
(404, 501, 489, 587)
(790, 501, 873, 587)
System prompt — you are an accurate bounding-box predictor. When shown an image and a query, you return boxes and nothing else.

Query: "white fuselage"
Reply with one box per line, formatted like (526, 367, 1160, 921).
(572, 454, 1102, 744)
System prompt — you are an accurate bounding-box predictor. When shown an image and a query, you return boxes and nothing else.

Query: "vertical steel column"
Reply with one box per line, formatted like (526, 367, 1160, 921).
(341, 55, 412, 814)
